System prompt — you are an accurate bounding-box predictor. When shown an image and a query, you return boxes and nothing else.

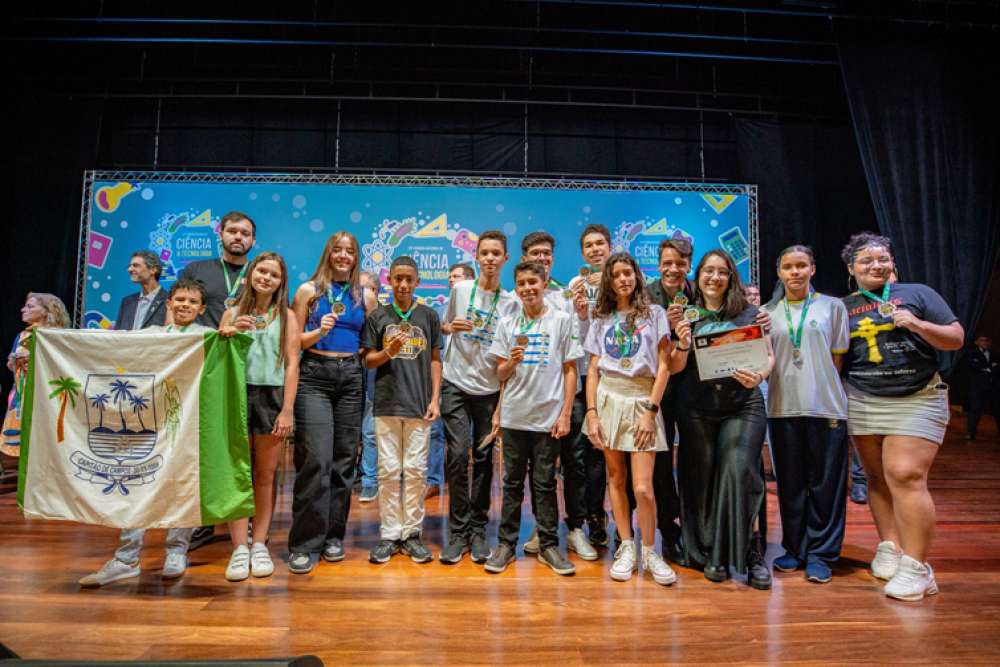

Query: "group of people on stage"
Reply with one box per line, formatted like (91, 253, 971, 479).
(4, 210, 966, 602)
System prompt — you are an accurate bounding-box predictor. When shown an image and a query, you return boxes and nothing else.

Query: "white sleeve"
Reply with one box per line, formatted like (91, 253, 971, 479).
(488, 316, 512, 362)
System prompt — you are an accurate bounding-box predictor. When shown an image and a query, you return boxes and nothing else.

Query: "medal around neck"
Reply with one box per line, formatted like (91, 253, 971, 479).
(579, 266, 591, 277)
(399, 322, 412, 333)
(224, 297, 237, 308)
(620, 358, 632, 369)
(332, 302, 346, 315)
(878, 302, 896, 317)
(254, 315, 267, 330)
(514, 334, 530, 348)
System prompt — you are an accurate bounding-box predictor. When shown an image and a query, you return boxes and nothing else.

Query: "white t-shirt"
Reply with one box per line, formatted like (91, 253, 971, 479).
(762, 293, 850, 419)
(488, 308, 582, 431)
(582, 304, 670, 378)
(568, 274, 601, 378)
(442, 279, 518, 395)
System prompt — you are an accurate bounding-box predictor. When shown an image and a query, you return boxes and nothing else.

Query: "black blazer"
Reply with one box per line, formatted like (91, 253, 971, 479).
(115, 289, 168, 330)
(969, 347, 1000, 391)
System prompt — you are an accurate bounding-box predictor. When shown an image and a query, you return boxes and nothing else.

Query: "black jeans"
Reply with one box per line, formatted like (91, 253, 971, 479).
(556, 389, 589, 529)
(440, 380, 499, 540)
(769, 416, 848, 564)
(288, 353, 364, 554)
(574, 384, 608, 520)
(498, 428, 560, 549)
(677, 391, 767, 573)
(967, 383, 1000, 438)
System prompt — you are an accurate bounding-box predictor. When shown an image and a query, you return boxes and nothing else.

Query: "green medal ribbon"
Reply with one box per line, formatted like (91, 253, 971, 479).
(858, 283, 890, 305)
(166, 324, 190, 333)
(326, 282, 349, 307)
(392, 302, 416, 323)
(547, 277, 563, 289)
(467, 281, 501, 327)
(782, 292, 813, 355)
(220, 259, 248, 303)
(518, 313, 542, 336)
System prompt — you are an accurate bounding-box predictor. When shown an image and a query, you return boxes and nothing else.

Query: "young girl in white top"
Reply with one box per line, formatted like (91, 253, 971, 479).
(219, 252, 301, 581)
(583, 252, 676, 586)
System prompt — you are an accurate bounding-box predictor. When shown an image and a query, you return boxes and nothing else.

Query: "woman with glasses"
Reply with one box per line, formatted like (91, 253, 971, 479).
(840, 232, 963, 601)
(675, 249, 775, 589)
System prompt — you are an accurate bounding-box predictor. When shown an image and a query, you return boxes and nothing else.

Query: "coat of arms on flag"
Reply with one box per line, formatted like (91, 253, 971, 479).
(17, 328, 255, 530)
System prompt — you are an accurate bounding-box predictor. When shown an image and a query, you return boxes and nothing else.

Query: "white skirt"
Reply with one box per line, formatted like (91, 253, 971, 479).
(583, 374, 668, 453)
(846, 374, 950, 444)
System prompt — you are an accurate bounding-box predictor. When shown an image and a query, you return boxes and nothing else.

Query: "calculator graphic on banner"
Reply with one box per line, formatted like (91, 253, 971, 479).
(718, 227, 750, 264)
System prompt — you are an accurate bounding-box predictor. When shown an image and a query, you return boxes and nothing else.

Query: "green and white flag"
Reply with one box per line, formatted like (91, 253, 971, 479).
(17, 328, 255, 529)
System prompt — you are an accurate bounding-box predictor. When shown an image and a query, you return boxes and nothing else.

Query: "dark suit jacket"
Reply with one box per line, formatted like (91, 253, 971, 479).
(115, 289, 167, 330)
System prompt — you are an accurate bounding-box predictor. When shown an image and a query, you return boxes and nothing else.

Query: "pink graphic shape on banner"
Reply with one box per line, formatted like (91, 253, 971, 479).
(88, 231, 114, 269)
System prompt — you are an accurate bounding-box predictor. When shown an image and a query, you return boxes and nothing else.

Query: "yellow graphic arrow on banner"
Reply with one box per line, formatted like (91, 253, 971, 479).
(701, 194, 737, 214)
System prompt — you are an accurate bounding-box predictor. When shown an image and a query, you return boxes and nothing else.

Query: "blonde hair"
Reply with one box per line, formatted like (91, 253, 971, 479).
(26, 292, 70, 328)
(306, 231, 362, 310)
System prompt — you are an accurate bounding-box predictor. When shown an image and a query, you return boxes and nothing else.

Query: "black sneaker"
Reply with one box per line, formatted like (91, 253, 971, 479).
(747, 532, 772, 590)
(439, 536, 469, 565)
(484, 543, 516, 574)
(401, 535, 433, 564)
(850, 483, 868, 504)
(470, 533, 491, 563)
(322, 538, 345, 562)
(369, 539, 400, 564)
(188, 525, 221, 551)
(538, 546, 576, 576)
(288, 552, 316, 574)
(588, 514, 609, 547)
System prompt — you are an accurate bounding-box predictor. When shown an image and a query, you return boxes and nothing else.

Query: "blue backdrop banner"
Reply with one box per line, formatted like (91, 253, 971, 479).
(81, 174, 755, 328)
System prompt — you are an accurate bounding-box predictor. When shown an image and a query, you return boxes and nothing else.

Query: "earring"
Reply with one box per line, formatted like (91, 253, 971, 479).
(847, 274, 855, 291)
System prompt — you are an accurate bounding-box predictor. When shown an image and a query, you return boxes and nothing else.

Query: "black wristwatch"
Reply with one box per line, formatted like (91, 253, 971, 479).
(638, 400, 659, 414)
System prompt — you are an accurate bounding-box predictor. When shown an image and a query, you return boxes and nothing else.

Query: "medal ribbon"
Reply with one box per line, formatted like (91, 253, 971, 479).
(166, 324, 190, 333)
(612, 311, 640, 358)
(518, 313, 542, 337)
(392, 302, 416, 323)
(858, 283, 890, 306)
(467, 281, 501, 328)
(782, 292, 812, 354)
(220, 259, 248, 303)
(326, 282, 349, 308)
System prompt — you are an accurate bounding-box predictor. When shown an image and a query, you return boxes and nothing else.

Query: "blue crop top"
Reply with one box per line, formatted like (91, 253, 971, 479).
(306, 283, 365, 353)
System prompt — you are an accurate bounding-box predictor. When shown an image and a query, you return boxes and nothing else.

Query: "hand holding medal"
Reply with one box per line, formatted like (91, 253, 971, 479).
(232, 314, 256, 333)
(890, 305, 918, 331)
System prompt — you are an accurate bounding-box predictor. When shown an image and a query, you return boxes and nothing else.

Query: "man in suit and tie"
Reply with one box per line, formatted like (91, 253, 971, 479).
(115, 250, 167, 330)
(967, 335, 1000, 440)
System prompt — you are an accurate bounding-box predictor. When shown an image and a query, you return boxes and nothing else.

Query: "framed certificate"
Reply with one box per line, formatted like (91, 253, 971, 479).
(693, 324, 769, 381)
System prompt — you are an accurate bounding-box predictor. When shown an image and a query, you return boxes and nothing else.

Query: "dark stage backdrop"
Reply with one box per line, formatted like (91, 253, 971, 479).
(839, 28, 1000, 375)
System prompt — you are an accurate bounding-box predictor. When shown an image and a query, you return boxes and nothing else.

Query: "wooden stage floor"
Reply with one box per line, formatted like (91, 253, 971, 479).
(2, 420, 999, 666)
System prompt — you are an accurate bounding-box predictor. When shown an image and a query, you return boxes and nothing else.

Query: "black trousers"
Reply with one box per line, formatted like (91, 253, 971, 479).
(769, 416, 849, 564)
(574, 385, 609, 519)
(677, 391, 767, 573)
(440, 380, 499, 539)
(967, 383, 1000, 438)
(626, 386, 682, 544)
(555, 389, 590, 530)
(498, 428, 560, 549)
(288, 354, 364, 554)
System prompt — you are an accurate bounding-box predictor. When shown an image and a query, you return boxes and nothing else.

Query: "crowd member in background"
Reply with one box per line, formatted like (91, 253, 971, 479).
(359, 271, 382, 503)
(79, 280, 208, 587)
(583, 253, 677, 586)
(218, 252, 300, 581)
(569, 224, 613, 547)
(287, 231, 377, 573)
(519, 231, 597, 563)
(362, 256, 442, 564)
(485, 261, 581, 575)
(675, 249, 774, 590)
(439, 231, 517, 564)
(840, 232, 963, 601)
(744, 284, 776, 483)
(763, 246, 850, 584)
(179, 211, 257, 550)
(115, 251, 167, 330)
(966, 335, 1000, 440)
(2, 293, 70, 461)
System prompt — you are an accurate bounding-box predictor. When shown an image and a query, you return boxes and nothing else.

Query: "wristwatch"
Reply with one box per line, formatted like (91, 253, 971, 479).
(638, 400, 659, 414)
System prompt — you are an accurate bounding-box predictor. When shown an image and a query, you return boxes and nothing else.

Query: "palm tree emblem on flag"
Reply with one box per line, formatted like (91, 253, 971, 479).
(48, 376, 82, 443)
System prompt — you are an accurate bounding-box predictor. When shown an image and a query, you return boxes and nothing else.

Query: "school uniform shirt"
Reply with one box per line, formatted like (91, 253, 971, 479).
(361, 304, 443, 419)
(441, 279, 518, 395)
(177, 258, 249, 327)
(582, 304, 670, 379)
(762, 293, 849, 420)
(488, 308, 583, 432)
(841, 283, 959, 397)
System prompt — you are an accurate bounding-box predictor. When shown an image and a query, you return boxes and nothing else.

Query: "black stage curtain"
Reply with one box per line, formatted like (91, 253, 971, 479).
(735, 118, 877, 300)
(838, 27, 1000, 375)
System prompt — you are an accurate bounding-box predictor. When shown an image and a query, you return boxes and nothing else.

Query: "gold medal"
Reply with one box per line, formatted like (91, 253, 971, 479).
(878, 302, 896, 317)
(224, 297, 237, 308)
(254, 315, 267, 330)
(621, 358, 632, 369)
(332, 302, 346, 315)
(515, 335, 530, 348)
(399, 322, 412, 333)
(579, 266, 591, 277)
(474, 316, 485, 328)
(792, 348, 801, 360)
(562, 289, 574, 299)
(673, 293, 688, 306)
(683, 307, 701, 323)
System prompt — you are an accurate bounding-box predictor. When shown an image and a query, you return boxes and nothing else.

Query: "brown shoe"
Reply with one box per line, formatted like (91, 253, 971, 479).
(424, 485, 441, 500)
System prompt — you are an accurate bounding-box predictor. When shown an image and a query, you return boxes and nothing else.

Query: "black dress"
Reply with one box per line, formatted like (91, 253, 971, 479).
(675, 305, 767, 573)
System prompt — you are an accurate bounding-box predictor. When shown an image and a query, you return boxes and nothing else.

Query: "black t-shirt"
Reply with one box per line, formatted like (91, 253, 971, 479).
(841, 282, 958, 397)
(361, 303, 443, 418)
(647, 279, 694, 414)
(178, 258, 249, 327)
(678, 304, 761, 413)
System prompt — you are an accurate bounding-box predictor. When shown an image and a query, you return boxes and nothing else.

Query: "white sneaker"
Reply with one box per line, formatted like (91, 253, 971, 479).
(642, 547, 677, 586)
(161, 552, 188, 579)
(79, 558, 140, 587)
(610, 541, 637, 582)
(871, 540, 902, 580)
(250, 543, 274, 578)
(567, 527, 598, 561)
(225, 545, 250, 582)
(523, 530, 540, 554)
(884, 555, 939, 601)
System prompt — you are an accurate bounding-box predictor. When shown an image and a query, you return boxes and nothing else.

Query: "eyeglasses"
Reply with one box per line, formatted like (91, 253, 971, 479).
(700, 268, 731, 279)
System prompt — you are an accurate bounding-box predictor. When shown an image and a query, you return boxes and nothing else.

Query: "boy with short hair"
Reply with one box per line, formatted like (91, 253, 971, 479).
(484, 261, 581, 575)
(439, 230, 517, 564)
(361, 256, 443, 564)
(79, 279, 211, 587)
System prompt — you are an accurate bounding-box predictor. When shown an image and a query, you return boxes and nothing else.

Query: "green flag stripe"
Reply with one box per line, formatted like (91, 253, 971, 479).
(198, 331, 255, 525)
(16, 332, 38, 509)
